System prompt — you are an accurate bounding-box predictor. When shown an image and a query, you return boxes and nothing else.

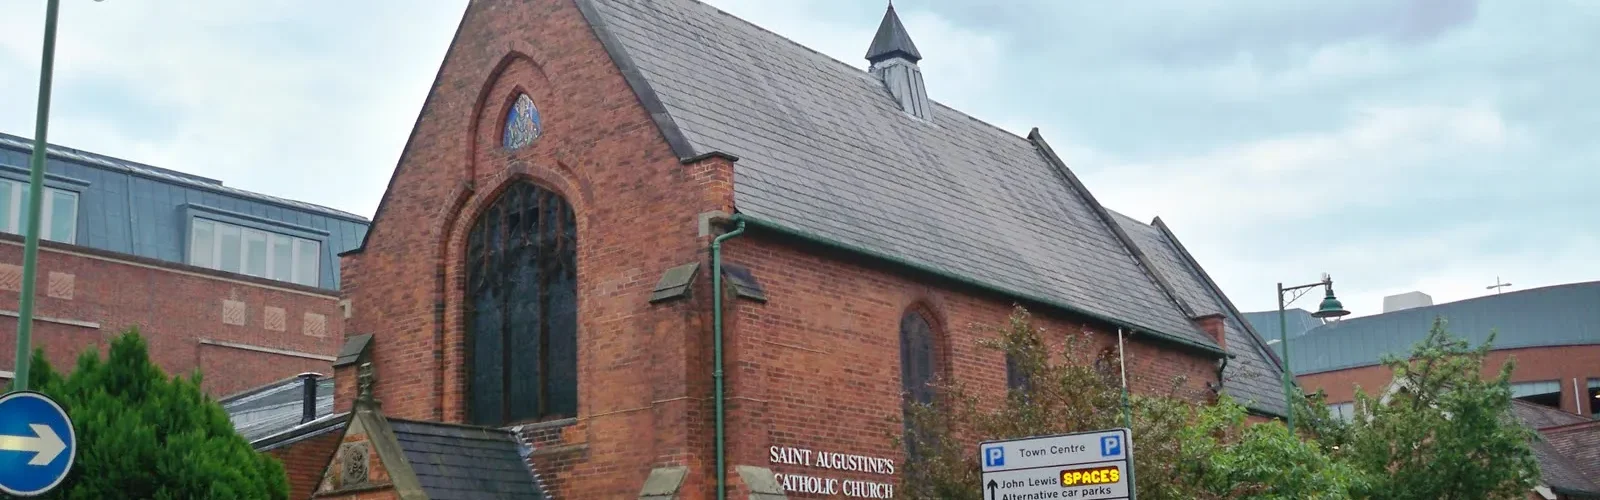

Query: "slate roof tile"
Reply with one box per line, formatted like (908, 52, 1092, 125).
(388, 419, 547, 500)
(582, 0, 1220, 350)
(1533, 437, 1600, 496)
(1111, 211, 1290, 417)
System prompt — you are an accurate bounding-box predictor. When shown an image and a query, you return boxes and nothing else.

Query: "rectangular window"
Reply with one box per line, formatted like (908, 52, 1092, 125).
(242, 229, 268, 278)
(190, 219, 215, 269)
(0, 179, 78, 244)
(1588, 379, 1599, 419)
(1329, 402, 1356, 422)
(294, 238, 319, 287)
(1512, 380, 1562, 409)
(188, 217, 321, 286)
(269, 233, 293, 282)
(217, 223, 242, 274)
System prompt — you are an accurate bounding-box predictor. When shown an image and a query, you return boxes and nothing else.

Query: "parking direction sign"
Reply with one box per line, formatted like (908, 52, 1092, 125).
(980, 428, 1131, 500)
(0, 391, 75, 496)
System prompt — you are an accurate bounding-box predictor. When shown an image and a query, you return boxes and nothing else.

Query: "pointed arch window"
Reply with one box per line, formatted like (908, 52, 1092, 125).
(466, 182, 577, 426)
(900, 310, 937, 406)
(900, 309, 939, 460)
(503, 94, 542, 151)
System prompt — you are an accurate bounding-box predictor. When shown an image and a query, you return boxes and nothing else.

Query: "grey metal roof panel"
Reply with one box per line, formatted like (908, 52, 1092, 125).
(1111, 212, 1289, 416)
(1243, 309, 1323, 342)
(1287, 281, 1600, 375)
(0, 132, 366, 222)
(223, 376, 336, 442)
(387, 419, 547, 500)
(584, 0, 1215, 349)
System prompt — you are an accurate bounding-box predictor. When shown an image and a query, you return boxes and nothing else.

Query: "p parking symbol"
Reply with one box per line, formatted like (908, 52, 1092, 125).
(984, 446, 1005, 467)
(1100, 436, 1121, 457)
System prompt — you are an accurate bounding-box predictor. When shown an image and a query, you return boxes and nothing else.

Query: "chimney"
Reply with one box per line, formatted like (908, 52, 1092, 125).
(865, 3, 931, 120)
(1381, 291, 1433, 313)
(298, 372, 322, 424)
(1193, 314, 1227, 351)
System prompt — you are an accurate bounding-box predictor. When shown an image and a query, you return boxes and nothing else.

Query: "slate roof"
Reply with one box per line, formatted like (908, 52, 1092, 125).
(1514, 401, 1600, 497)
(387, 419, 548, 500)
(1111, 212, 1288, 416)
(1285, 281, 1600, 375)
(222, 375, 336, 443)
(0, 132, 366, 222)
(1515, 400, 1593, 430)
(1532, 438, 1600, 497)
(1546, 424, 1600, 489)
(579, 0, 1218, 351)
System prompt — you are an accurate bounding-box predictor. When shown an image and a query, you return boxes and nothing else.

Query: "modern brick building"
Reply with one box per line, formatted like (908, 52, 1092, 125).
(1251, 281, 1600, 418)
(288, 1, 1289, 498)
(0, 131, 367, 397)
(1248, 282, 1600, 498)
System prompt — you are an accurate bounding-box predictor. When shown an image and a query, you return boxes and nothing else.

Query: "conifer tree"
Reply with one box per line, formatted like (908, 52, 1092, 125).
(16, 328, 289, 499)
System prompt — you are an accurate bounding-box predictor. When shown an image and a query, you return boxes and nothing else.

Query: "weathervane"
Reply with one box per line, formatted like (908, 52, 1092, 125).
(1487, 276, 1513, 294)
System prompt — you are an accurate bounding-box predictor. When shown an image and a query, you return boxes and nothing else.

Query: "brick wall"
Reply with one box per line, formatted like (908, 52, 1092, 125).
(0, 234, 343, 396)
(266, 430, 344, 500)
(716, 234, 1219, 498)
(1299, 344, 1600, 416)
(338, 0, 733, 498)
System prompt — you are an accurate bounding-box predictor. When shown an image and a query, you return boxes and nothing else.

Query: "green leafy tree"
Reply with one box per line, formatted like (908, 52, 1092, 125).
(1173, 397, 1366, 499)
(894, 306, 1360, 499)
(15, 328, 289, 499)
(1313, 317, 1540, 500)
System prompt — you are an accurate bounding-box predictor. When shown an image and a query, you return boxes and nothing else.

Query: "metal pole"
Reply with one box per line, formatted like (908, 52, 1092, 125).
(13, 0, 62, 392)
(1278, 282, 1294, 433)
(1117, 328, 1136, 500)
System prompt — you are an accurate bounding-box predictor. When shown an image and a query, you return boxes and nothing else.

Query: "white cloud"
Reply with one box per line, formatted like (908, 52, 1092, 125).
(1092, 102, 1522, 231)
(0, 1, 465, 217)
(2, 0, 1594, 320)
(700, 0, 1005, 118)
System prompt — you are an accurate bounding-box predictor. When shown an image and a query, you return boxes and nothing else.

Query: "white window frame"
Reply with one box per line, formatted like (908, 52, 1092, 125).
(0, 179, 78, 244)
(189, 217, 320, 286)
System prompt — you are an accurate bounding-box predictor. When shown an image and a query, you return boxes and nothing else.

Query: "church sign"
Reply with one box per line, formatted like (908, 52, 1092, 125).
(769, 445, 897, 498)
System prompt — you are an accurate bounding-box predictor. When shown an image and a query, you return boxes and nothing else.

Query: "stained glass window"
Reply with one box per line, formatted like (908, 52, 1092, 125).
(901, 311, 937, 406)
(466, 182, 578, 426)
(503, 94, 542, 151)
(901, 309, 939, 459)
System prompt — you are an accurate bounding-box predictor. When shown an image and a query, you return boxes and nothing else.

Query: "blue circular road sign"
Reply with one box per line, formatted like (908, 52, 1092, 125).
(0, 391, 75, 496)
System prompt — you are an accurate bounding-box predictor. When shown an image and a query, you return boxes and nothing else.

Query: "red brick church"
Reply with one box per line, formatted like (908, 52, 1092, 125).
(272, 0, 1290, 498)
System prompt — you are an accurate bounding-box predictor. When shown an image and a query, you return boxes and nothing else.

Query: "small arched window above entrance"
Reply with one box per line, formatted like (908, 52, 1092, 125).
(503, 93, 542, 151)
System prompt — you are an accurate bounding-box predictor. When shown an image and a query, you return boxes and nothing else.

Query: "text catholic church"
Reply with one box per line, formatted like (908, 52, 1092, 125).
(286, 0, 1291, 498)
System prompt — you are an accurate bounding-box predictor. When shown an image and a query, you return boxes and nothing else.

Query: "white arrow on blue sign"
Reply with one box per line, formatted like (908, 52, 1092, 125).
(0, 391, 75, 496)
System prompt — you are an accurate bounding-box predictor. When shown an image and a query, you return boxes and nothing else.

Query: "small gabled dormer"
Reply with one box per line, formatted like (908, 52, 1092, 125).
(866, 4, 931, 120)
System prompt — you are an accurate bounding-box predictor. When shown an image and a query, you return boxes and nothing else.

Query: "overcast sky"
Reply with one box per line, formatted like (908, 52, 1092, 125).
(2, 0, 1596, 316)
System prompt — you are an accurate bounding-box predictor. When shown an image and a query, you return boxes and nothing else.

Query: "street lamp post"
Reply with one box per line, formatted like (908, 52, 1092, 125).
(12, 0, 64, 392)
(1277, 274, 1350, 433)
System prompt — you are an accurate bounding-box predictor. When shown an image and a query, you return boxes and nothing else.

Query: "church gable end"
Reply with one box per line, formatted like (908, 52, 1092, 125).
(340, 0, 737, 497)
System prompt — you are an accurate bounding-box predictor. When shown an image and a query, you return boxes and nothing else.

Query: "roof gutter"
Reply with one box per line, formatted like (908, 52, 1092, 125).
(733, 214, 1226, 358)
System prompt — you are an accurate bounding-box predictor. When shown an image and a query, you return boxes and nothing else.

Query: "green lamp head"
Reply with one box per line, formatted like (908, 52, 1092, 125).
(1312, 287, 1350, 319)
